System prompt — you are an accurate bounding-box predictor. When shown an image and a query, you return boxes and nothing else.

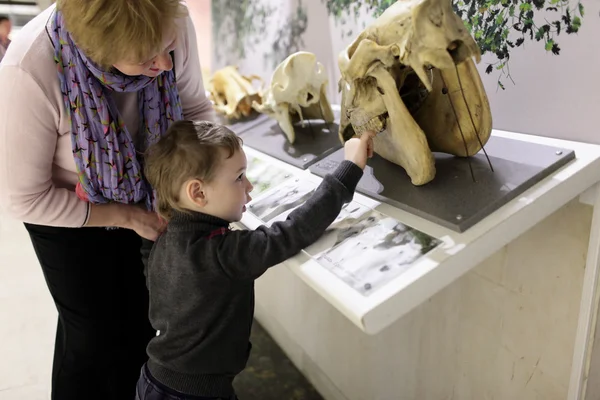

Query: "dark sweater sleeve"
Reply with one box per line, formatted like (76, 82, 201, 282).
(214, 161, 363, 280)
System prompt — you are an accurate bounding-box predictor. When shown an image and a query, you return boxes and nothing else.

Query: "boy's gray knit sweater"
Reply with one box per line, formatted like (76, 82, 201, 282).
(145, 160, 363, 397)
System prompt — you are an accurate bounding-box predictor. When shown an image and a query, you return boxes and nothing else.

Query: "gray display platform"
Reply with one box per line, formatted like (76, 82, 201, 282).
(309, 135, 576, 232)
(241, 112, 343, 170)
(215, 113, 269, 135)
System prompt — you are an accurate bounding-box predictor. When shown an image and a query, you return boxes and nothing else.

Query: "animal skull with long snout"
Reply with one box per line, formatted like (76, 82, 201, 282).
(252, 51, 335, 144)
(338, 0, 493, 185)
(208, 66, 264, 120)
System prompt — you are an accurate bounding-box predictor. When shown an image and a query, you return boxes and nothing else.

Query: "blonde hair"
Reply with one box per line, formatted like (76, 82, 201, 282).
(57, 0, 187, 68)
(145, 120, 243, 221)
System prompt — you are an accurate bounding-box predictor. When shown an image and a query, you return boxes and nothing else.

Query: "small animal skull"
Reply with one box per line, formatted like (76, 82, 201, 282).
(208, 66, 264, 120)
(252, 51, 335, 143)
(338, 0, 492, 185)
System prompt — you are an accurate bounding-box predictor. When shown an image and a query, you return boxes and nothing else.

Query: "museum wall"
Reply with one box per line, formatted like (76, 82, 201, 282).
(185, 0, 212, 85)
(474, 0, 600, 143)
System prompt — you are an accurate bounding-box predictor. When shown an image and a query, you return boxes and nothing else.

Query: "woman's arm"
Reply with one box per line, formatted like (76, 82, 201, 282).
(174, 13, 216, 122)
(86, 203, 165, 241)
(0, 66, 90, 227)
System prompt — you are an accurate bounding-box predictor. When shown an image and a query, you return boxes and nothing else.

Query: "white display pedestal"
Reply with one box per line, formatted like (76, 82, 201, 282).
(237, 129, 600, 400)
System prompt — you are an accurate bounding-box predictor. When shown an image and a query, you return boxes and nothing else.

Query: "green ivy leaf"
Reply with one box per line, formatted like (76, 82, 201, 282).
(496, 63, 505, 70)
(535, 27, 545, 41)
(572, 16, 582, 31)
(520, 3, 532, 11)
(545, 39, 554, 51)
(509, 4, 515, 16)
(578, 2, 585, 17)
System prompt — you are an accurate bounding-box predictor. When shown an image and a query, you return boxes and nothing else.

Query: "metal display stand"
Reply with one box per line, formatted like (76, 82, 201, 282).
(241, 111, 343, 169)
(309, 136, 575, 232)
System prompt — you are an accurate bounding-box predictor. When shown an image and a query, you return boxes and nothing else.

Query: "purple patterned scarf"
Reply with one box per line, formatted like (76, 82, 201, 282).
(48, 9, 183, 210)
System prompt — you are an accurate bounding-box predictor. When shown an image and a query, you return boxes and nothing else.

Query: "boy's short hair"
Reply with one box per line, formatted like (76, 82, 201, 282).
(145, 120, 243, 220)
(57, 0, 186, 68)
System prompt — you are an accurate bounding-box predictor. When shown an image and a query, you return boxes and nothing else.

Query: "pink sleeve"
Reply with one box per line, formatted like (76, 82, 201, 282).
(176, 14, 216, 122)
(0, 66, 90, 227)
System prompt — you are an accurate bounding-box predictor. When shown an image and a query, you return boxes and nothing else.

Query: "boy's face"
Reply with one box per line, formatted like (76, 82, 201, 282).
(200, 148, 254, 222)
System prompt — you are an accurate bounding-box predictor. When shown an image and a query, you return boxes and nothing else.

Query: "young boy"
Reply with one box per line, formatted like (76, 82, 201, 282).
(136, 120, 374, 400)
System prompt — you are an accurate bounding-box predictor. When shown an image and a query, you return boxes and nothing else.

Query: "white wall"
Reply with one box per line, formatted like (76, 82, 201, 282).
(186, 0, 212, 84)
(475, 0, 600, 144)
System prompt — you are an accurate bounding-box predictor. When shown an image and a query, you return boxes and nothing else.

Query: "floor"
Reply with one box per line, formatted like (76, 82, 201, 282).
(0, 215, 322, 400)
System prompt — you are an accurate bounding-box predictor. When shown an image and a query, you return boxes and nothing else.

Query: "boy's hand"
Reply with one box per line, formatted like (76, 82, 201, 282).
(344, 131, 375, 169)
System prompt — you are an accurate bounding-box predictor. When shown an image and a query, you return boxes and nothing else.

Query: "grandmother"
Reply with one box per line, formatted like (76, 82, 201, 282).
(0, 0, 215, 398)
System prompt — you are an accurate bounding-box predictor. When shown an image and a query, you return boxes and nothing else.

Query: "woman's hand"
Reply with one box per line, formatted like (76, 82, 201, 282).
(86, 203, 166, 241)
(124, 206, 167, 241)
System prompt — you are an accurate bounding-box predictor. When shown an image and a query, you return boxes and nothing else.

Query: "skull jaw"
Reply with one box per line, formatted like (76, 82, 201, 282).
(252, 52, 335, 144)
(414, 59, 492, 156)
(340, 66, 436, 186)
(254, 85, 335, 144)
(209, 66, 264, 120)
(371, 67, 436, 186)
(339, 58, 492, 184)
(296, 86, 335, 123)
(216, 93, 263, 120)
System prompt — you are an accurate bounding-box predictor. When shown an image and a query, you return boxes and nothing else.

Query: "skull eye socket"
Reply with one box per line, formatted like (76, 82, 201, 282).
(306, 92, 313, 102)
(447, 40, 465, 63)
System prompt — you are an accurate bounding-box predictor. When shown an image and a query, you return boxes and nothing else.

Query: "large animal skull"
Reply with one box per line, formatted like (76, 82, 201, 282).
(208, 66, 264, 120)
(339, 0, 493, 185)
(252, 51, 335, 143)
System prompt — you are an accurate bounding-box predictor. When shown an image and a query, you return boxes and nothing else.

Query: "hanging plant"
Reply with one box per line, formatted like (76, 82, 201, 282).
(265, 0, 309, 69)
(323, 0, 585, 90)
(211, 0, 275, 64)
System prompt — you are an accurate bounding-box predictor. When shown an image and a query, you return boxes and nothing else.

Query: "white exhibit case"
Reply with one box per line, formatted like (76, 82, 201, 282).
(234, 128, 600, 400)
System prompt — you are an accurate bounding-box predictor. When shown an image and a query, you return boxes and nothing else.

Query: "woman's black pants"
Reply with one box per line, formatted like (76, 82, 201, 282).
(24, 223, 155, 400)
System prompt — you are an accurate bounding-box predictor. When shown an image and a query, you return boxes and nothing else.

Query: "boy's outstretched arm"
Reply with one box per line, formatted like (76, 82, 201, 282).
(211, 131, 375, 280)
(213, 160, 362, 280)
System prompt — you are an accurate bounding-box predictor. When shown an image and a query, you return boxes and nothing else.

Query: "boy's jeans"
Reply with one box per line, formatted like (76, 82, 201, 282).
(135, 364, 238, 400)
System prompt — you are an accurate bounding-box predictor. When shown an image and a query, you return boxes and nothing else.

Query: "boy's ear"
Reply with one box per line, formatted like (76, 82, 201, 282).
(185, 179, 208, 207)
